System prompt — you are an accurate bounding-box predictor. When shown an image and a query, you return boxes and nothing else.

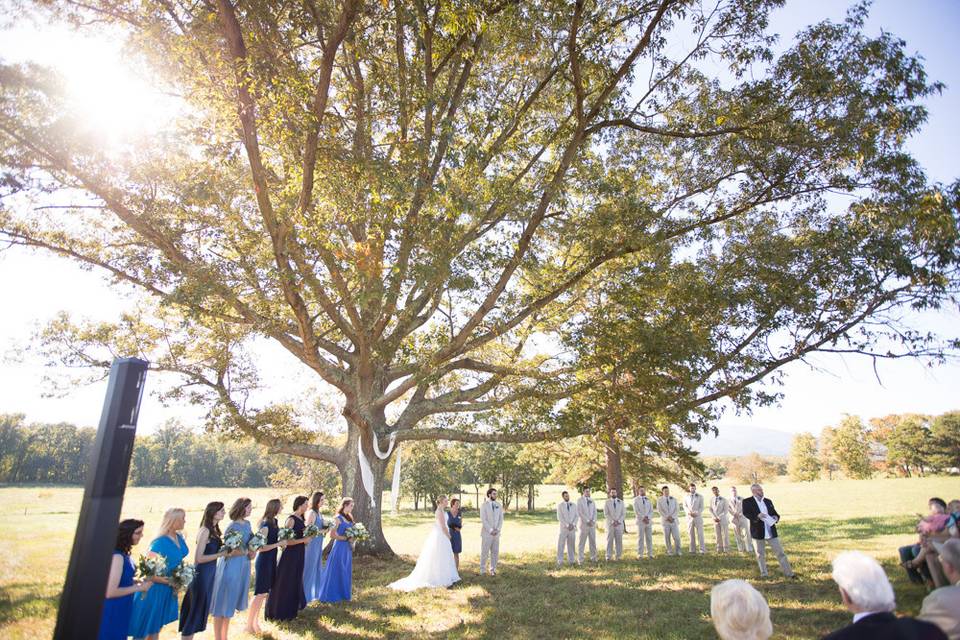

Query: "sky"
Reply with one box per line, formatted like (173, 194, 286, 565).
(0, 0, 958, 438)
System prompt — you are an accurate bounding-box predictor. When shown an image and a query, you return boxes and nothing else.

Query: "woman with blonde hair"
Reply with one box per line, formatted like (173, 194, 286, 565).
(710, 579, 773, 640)
(388, 494, 460, 591)
(129, 508, 190, 640)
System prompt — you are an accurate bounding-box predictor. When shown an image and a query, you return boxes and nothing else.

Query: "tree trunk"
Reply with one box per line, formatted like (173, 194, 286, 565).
(339, 433, 393, 558)
(527, 484, 535, 512)
(605, 433, 623, 496)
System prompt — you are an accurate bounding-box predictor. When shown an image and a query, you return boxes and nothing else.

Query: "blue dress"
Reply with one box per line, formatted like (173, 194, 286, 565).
(210, 520, 252, 618)
(254, 519, 279, 595)
(178, 533, 221, 634)
(129, 534, 188, 638)
(266, 514, 306, 621)
(99, 552, 135, 640)
(447, 512, 463, 554)
(302, 510, 326, 602)
(317, 516, 353, 604)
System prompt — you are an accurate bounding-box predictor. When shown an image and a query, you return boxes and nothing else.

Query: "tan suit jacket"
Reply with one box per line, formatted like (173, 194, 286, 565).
(919, 583, 960, 640)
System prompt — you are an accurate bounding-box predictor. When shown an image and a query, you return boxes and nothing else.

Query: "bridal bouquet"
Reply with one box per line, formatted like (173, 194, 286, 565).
(304, 523, 321, 538)
(277, 527, 296, 541)
(344, 523, 370, 542)
(247, 532, 267, 552)
(136, 552, 167, 579)
(222, 529, 245, 552)
(169, 562, 196, 590)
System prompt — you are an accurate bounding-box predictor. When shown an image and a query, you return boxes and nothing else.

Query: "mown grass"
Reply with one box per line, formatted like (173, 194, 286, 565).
(1, 476, 956, 639)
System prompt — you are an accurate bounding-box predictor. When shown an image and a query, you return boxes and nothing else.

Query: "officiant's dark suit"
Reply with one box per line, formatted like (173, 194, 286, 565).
(741, 496, 779, 540)
(741, 489, 795, 578)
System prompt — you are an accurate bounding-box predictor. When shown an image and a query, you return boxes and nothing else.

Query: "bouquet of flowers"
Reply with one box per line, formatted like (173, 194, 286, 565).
(222, 529, 244, 553)
(344, 523, 370, 543)
(247, 532, 267, 552)
(169, 562, 196, 590)
(136, 552, 167, 579)
(304, 523, 321, 538)
(317, 515, 331, 531)
(277, 527, 295, 541)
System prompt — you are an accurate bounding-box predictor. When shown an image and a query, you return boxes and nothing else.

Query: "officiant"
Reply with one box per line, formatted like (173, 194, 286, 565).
(741, 484, 796, 579)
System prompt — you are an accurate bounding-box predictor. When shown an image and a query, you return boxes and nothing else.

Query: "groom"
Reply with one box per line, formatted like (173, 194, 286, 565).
(480, 487, 504, 575)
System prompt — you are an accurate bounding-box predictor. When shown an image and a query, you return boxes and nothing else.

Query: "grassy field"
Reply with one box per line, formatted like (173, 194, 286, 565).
(1, 477, 957, 639)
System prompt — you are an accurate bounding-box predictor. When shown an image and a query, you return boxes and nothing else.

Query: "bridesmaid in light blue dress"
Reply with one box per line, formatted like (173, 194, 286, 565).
(129, 508, 189, 640)
(302, 490, 327, 603)
(317, 498, 356, 604)
(210, 497, 254, 639)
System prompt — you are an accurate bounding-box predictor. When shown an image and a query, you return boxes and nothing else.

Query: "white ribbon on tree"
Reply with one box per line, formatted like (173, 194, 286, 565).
(356, 431, 400, 509)
(391, 446, 402, 512)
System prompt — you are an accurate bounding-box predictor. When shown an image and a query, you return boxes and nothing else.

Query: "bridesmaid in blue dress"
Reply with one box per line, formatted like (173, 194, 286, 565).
(448, 498, 463, 571)
(99, 519, 152, 640)
(317, 498, 356, 604)
(129, 507, 189, 640)
(265, 496, 311, 621)
(179, 501, 227, 639)
(245, 498, 286, 634)
(302, 490, 327, 603)
(210, 497, 254, 639)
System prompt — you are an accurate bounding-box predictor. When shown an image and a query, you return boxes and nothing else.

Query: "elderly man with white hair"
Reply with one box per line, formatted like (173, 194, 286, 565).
(710, 579, 772, 640)
(919, 538, 960, 639)
(823, 551, 947, 640)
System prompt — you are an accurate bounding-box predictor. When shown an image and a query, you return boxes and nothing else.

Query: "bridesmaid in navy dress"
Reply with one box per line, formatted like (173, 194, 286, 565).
(245, 498, 286, 634)
(265, 496, 311, 621)
(448, 498, 463, 571)
(179, 501, 227, 639)
(129, 508, 189, 640)
(99, 519, 153, 640)
(317, 498, 356, 604)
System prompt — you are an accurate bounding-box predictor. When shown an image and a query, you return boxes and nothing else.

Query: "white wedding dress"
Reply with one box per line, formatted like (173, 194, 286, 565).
(388, 507, 461, 591)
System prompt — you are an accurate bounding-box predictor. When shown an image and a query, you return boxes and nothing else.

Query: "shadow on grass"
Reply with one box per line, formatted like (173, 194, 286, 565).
(273, 513, 933, 639)
(0, 585, 59, 625)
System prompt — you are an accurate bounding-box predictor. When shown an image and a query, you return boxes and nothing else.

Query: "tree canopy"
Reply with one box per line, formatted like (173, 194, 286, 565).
(2, 0, 958, 553)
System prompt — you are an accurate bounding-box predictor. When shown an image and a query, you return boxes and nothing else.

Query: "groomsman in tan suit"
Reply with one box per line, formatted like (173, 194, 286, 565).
(633, 487, 654, 559)
(730, 486, 754, 553)
(657, 486, 682, 556)
(709, 486, 730, 553)
(577, 488, 598, 563)
(604, 488, 626, 561)
(480, 487, 503, 575)
(556, 491, 578, 566)
(684, 482, 705, 554)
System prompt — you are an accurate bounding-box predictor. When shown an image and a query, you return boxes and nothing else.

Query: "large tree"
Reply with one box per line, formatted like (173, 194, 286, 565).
(1, 0, 958, 555)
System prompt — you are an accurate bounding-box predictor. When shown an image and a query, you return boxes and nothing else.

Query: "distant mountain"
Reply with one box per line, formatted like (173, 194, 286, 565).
(688, 425, 796, 457)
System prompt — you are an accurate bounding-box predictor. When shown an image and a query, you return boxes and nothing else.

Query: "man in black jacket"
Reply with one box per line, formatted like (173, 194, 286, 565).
(822, 551, 946, 639)
(741, 483, 795, 578)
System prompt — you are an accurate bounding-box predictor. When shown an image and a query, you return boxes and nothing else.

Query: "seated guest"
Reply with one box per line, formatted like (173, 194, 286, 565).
(823, 551, 947, 640)
(710, 579, 772, 640)
(901, 498, 951, 587)
(919, 539, 960, 640)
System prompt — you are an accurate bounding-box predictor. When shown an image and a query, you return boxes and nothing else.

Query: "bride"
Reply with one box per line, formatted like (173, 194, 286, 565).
(388, 495, 461, 591)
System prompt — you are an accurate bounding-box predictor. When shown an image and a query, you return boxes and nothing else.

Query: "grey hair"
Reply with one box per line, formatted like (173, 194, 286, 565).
(710, 579, 772, 640)
(939, 539, 960, 572)
(831, 551, 896, 612)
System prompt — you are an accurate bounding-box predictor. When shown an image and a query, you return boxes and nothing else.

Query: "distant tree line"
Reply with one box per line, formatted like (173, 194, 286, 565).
(787, 410, 960, 481)
(0, 414, 314, 487)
